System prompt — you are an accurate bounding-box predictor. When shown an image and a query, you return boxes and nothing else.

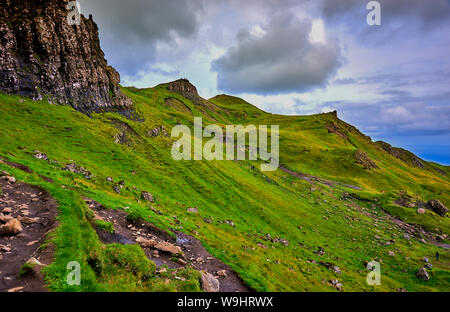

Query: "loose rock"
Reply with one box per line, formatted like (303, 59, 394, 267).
(200, 271, 220, 292)
(0, 219, 23, 235)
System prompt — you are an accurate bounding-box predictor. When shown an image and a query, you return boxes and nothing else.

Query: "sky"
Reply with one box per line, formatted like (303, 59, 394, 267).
(78, 0, 450, 165)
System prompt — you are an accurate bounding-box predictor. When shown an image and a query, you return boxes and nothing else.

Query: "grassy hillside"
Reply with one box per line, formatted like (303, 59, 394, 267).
(0, 84, 449, 292)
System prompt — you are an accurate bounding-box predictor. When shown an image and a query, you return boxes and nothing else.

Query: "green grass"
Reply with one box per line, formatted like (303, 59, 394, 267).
(0, 88, 448, 292)
(94, 219, 115, 234)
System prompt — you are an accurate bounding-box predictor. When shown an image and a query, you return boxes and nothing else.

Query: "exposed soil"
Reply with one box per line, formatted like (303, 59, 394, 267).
(0, 178, 58, 292)
(279, 165, 361, 190)
(86, 198, 251, 292)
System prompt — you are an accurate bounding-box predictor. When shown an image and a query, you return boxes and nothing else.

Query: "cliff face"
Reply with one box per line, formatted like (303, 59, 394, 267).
(0, 0, 132, 112)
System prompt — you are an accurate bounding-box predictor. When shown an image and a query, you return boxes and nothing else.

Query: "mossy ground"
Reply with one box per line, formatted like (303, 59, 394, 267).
(0, 87, 448, 292)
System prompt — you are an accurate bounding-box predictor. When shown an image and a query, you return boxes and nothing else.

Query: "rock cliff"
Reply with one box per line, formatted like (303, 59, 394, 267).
(0, 0, 132, 112)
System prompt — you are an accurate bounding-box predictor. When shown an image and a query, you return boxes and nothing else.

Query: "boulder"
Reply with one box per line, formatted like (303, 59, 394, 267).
(154, 241, 183, 256)
(2, 176, 16, 183)
(426, 200, 448, 217)
(0, 219, 23, 235)
(0, 215, 13, 223)
(416, 267, 430, 281)
(135, 237, 157, 248)
(200, 271, 220, 292)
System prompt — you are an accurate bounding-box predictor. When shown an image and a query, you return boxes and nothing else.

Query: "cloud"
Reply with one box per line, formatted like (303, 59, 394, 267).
(212, 13, 342, 95)
(320, 0, 450, 26)
(78, 0, 204, 75)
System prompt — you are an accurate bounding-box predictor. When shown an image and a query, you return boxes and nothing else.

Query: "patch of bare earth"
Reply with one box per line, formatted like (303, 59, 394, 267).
(86, 198, 251, 292)
(0, 174, 58, 292)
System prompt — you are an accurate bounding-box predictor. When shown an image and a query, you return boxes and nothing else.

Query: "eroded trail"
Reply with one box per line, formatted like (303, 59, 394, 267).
(0, 175, 58, 292)
(87, 199, 251, 292)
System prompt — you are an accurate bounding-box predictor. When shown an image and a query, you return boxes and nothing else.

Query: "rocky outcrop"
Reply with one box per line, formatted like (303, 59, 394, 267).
(416, 267, 430, 281)
(167, 79, 199, 99)
(0, 0, 132, 113)
(166, 79, 205, 106)
(376, 141, 424, 168)
(200, 271, 220, 292)
(355, 150, 378, 170)
(426, 200, 448, 217)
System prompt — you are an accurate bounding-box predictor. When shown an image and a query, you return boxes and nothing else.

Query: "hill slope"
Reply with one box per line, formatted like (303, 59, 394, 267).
(0, 80, 449, 292)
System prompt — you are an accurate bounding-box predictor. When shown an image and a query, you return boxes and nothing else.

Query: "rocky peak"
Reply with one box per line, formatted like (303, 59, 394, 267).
(167, 79, 199, 97)
(166, 79, 203, 105)
(0, 0, 132, 113)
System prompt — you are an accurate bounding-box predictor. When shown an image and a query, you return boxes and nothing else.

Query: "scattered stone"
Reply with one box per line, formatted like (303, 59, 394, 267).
(113, 185, 121, 194)
(26, 257, 43, 267)
(416, 267, 430, 281)
(106, 177, 113, 183)
(257, 243, 268, 249)
(200, 271, 220, 292)
(7, 287, 24, 293)
(177, 258, 187, 265)
(2, 208, 12, 214)
(330, 279, 343, 291)
(157, 267, 167, 274)
(148, 126, 169, 137)
(0, 245, 11, 252)
(320, 261, 341, 274)
(224, 220, 235, 227)
(417, 208, 426, 214)
(315, 247, 325, 256)
(141, 191, 154, 203)
(33, 151, 48, 160)
(217, 270, 227, 277)
(388, 251, 395, 256)
(423, 257, 429, 263)
(187, 207, 198, 213)
(62, 163, 92, 179)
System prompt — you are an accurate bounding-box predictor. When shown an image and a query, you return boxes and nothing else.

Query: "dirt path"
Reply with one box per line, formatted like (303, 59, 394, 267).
(279, 165, 361, 190)
(0, 175, 58, 292)
(86, 198, 251, 292)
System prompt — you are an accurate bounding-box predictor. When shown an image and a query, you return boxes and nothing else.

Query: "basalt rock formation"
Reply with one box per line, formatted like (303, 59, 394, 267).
(166, 78, 206, 107)
(0, 0, 132, 113)
(375, 141, 424, 168)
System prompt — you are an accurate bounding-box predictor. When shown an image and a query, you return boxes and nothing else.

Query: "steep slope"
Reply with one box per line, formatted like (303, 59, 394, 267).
(0, 80, 448, 292)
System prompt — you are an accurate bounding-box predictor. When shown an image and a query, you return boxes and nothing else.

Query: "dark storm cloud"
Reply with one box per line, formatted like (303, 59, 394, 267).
(212, 13, 342, 95)
(78, 0, 204, 75)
